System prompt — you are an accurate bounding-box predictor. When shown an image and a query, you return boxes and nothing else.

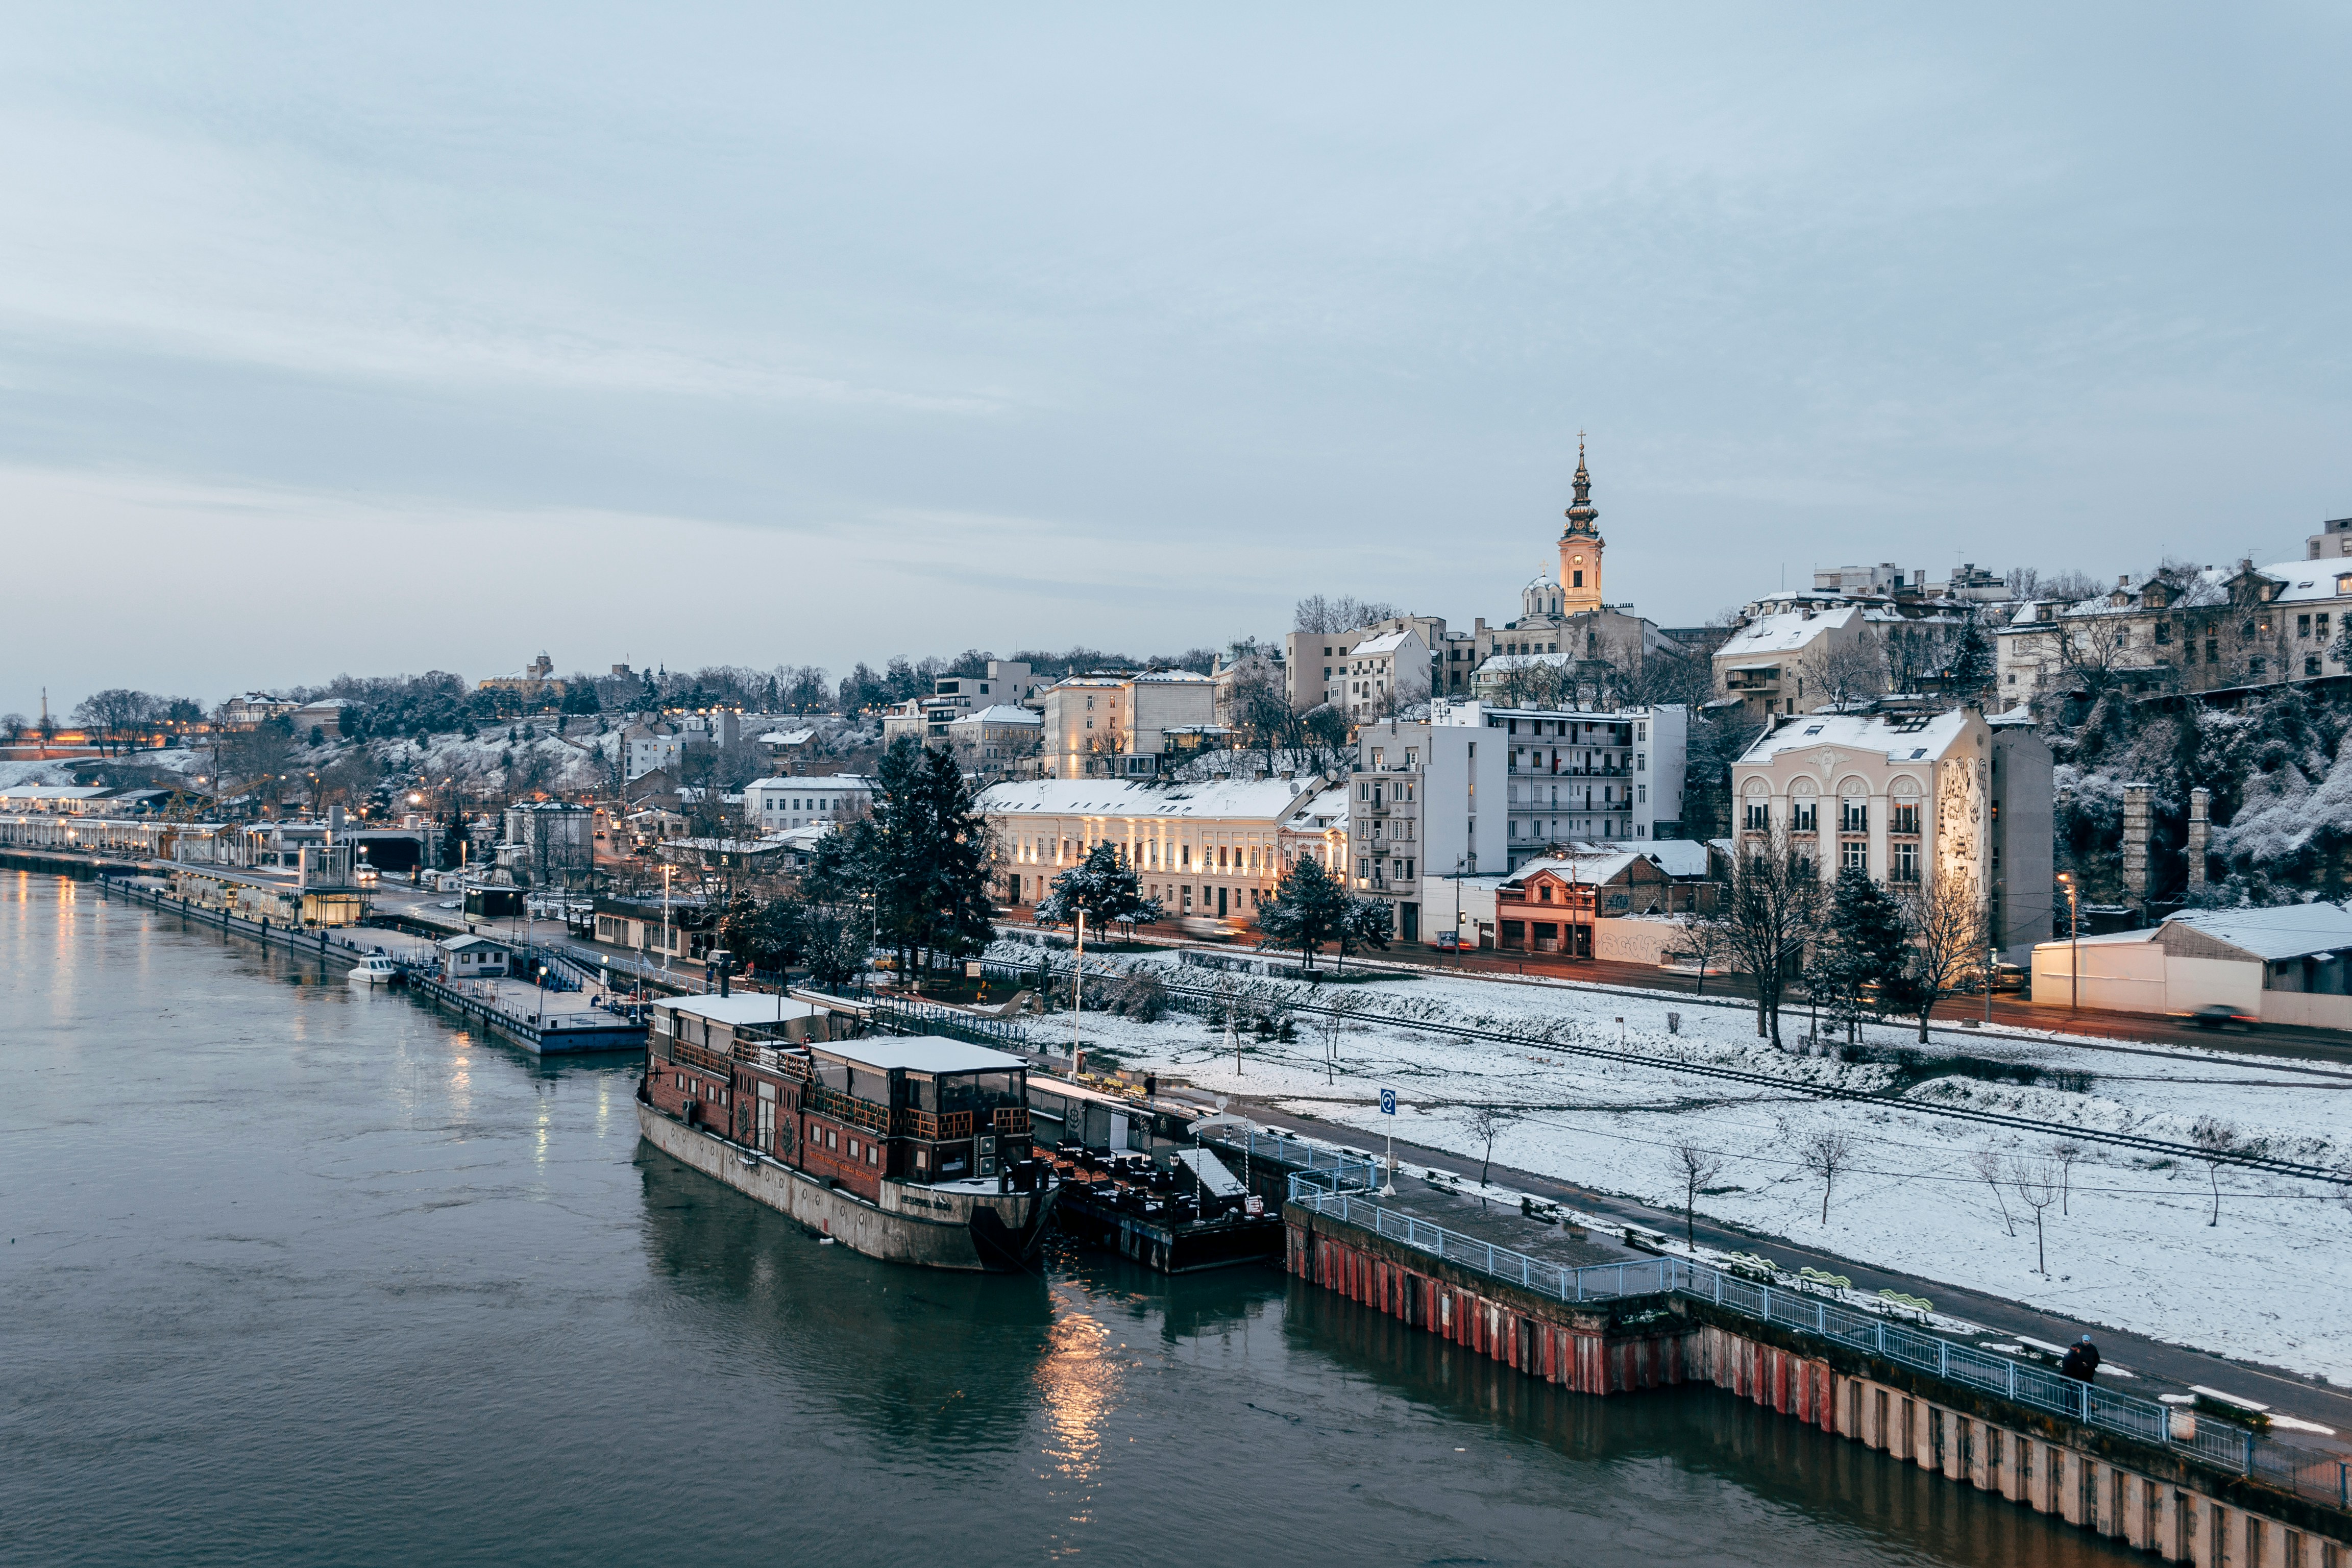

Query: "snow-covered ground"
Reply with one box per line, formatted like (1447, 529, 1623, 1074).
(1012, 944, 2352, 1383)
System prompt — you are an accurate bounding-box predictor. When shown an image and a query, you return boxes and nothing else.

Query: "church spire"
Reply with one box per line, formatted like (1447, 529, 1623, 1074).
(1563, 433, 1598, 536)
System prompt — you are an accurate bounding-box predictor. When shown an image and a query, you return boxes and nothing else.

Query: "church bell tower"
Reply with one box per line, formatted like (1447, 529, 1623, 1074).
(1558, 438, 1604, 615)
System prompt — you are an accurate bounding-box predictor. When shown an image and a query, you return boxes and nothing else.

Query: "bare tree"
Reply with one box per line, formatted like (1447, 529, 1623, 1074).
(1719, 824, 1821, 1046)
(1970, 1147, 2017, 1236)
(1801, 1129, 1857, 1222)
(2050, 1140, 2085, 1216)
(1294, 595, 1399, 634)
(1904, 875, 1986, 1041)
(2189, 1116, 2239, 1227)
(1803, 632, 1885, 713)
(1466, 1103, 1520, 1194)
(1670, 1141, 1725, 1253)
(2012, 1158, 2062, 1276)
(1675, 911, 1730, 998)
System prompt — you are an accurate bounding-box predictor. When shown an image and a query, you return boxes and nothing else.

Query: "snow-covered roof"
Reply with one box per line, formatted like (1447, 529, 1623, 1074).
(438, 934, 510, 952)
(2161, 902, 2352, 962)
(813, 1034, 1027, 1075)
(1712, 605, 1860, 659)
(1562, 838, 1711, 877)
(1349, 630, 1414, 656)
(978, 776, 1315, 820)
(1738, 708, 1974, 765)
(655, 994, 826, 1026)
(1284, 787, 1350, 831)
(744, 773, 873, 792)
(1502, 850, 1653, 887)
(1524, 572, 1559, 590)
(757, 727, 818, 746)
(948, 704, 1042, 726)
(1479, 652, 1574, 674)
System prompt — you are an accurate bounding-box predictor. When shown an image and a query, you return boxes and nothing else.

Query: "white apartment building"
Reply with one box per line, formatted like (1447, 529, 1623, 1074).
(882, 661, 1045, 745)
(1429, 699, 1687, 868)
(946, 705, 1043, 776)
(1344, 718, 1509, 944)
(625, 724, 688, 780)
(744, 774, 874, 833)
(977, 774, 1325, 921)
(1338, 628, 1432, 721)
(1728, 706, 2052, 962)
(1040, 670, 1218, 778)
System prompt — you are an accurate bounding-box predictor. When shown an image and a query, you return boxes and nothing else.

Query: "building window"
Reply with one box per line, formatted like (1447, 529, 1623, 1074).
(1841, 801, 1868, 833)
(1891, 803, 1920, 835)
(1841, 840, 1867, 875)
(1745, 802, 1769, 830)
(2251, 657, 2268, 675)
(2206, 638, 2219, 662)
(1891, 842, 1919, 883)
(2299, 614, 2312, 638)
(2307, 655, 2322, 677)
(1572, 571, 1583, 586)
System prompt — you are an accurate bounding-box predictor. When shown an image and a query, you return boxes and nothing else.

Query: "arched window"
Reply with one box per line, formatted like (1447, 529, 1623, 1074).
(1890, 776, 1924, 837)
(1837, 779, 1870, 836)
(1788, 779, 1819, 833)
(1742, 778, 1770, 832)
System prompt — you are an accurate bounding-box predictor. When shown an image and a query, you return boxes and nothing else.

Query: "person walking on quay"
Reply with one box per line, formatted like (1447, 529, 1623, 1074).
(2060, 1335, 2100, 1383)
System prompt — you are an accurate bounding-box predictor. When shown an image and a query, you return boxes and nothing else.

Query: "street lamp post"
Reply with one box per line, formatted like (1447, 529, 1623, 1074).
(2057, 871, 2080, 1010)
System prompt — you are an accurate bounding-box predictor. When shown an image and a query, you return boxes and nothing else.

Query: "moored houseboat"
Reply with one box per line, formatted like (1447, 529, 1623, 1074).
(636, 993, 1054, 1272)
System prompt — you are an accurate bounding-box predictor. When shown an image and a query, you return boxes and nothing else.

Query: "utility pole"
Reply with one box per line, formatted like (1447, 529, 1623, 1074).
(1071, 909, 1086, 1077)
(2057, 871, 2079, 1010)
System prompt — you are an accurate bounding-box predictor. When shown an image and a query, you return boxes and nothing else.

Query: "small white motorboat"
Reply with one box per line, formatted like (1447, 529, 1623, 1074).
(349, 953, 404, 987)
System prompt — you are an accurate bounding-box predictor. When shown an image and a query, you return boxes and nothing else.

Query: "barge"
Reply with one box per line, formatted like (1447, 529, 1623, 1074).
(1024, 1071, 1281, 1272)
(638, 993, 1054, 1273)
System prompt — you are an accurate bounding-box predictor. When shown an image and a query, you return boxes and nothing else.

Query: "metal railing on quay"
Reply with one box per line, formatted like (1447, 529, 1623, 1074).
(1286, 1177, 2342, 1502)
(1198, 1128, 1383, 1190)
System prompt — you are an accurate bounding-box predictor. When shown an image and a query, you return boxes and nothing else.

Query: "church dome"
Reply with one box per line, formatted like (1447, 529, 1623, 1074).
(1524, 571, 1559, 592)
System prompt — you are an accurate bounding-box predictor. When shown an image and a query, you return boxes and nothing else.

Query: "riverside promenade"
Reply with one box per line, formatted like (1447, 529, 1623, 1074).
(1259, 1138, 2352, 1565)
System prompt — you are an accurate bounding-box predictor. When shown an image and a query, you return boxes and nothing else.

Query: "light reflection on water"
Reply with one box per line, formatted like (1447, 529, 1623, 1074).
(0, 875, 2138, 1568)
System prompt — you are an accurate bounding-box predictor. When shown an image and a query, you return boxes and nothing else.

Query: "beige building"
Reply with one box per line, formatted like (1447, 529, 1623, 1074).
(1711, 604, 1869, 720)
(978, 774, 1326, 921)
(1996, 558, 2352, 709)
(1734, 706, 1983, 899)
(1041, 670, 1218, 778)
(1730, 706, 2052, 962)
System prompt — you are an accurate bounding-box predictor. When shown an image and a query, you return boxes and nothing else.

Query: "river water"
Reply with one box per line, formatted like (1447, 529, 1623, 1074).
(1, 875, 2134, 1566)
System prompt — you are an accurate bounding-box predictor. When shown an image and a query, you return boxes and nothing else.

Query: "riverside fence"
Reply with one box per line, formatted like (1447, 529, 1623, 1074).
(1289, 1174, 2348, 1507)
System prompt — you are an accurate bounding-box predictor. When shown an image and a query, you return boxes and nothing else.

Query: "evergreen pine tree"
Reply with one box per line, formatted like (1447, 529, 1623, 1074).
(1807, 868, 1911, 1043)
(1335, 896, 1393, 972)
(1258, 856, 1350, 970)
(1038, 842, 1165, 934)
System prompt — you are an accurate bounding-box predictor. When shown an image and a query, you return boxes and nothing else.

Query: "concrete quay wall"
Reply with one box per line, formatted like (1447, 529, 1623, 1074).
(1287, 1206, 2351, 1565)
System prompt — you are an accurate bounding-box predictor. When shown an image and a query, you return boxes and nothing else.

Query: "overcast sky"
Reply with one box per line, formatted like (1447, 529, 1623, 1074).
(5, 4, 2347, 717)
